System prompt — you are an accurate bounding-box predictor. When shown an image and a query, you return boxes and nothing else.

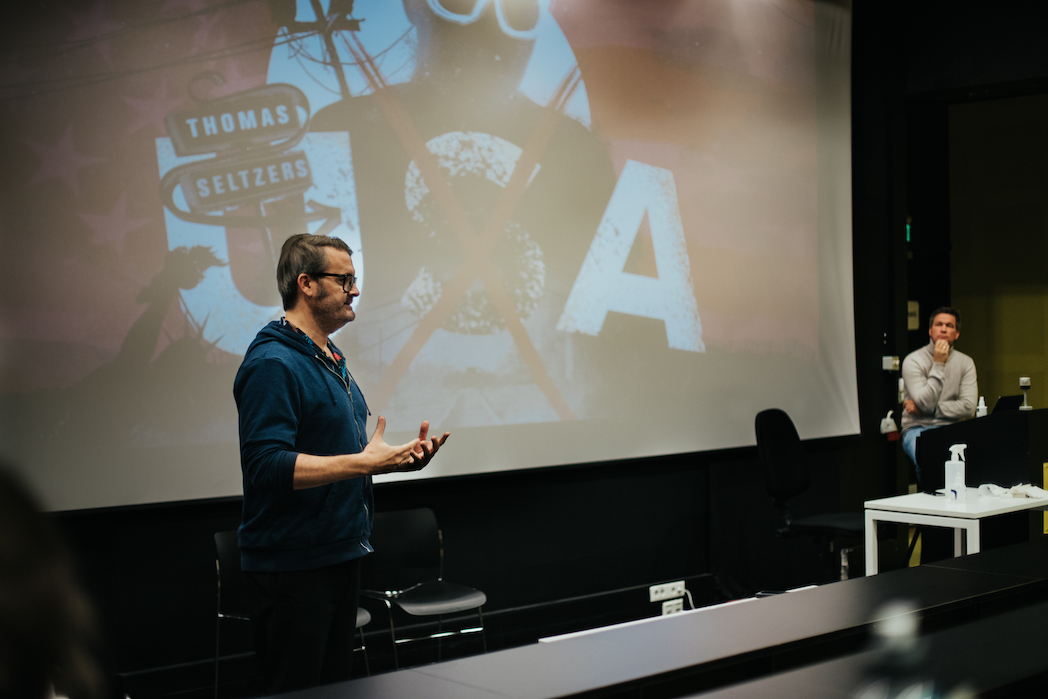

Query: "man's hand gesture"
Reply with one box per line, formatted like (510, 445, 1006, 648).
(363, 416, 421, 474)
(363, 417, 449, 475)
(408, 420, 450, 470)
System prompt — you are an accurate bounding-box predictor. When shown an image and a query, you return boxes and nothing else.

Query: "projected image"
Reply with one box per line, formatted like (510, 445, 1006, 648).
(0, 0, 857, 510)
(161, 0, 626, 427)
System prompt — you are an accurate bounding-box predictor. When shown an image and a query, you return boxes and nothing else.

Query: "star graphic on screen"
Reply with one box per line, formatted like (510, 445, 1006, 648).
(0, 55, 34, 111)
(63, 1, 124, 66)
(78, 194, 151, 253)
(27, 124, 105, 196)
(124, 82, 185, 136)
(206, 60, 263, 97)
(192, 10, 226, 50)
(161, 0, 210, 13)
(0, 50, 34, 89)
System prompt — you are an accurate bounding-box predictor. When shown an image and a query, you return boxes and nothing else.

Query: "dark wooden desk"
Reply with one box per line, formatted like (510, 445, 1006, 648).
(287, 553, 1046, 699)
(690, 596, 1048, 698)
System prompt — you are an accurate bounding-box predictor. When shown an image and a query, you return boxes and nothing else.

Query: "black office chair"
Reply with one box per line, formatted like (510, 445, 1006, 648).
(214, 530, 252, 699)
(754, 409, 870, 581)
(213, 531, 371, 698)
(361, 508, 487, 669)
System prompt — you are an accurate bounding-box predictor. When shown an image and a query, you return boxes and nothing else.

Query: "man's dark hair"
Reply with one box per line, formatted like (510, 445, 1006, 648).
(928, 306, 961, 331)
(277, 234, 353, 310)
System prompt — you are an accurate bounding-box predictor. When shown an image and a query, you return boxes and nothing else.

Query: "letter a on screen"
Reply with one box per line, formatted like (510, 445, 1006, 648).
(557, 160, 704, 352)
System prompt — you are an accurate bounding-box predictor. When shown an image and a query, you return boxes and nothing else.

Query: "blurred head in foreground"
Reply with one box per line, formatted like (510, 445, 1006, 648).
(0, 465, 106, 699)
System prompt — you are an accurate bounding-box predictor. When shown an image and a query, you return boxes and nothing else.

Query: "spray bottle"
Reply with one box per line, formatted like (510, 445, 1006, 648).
(946, 444, 967, 502)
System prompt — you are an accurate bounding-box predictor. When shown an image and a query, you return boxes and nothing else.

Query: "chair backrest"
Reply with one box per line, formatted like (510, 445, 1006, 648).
(362, 508, 442, 593)
(214, 530, 251, 618)
(754, 408, 810, 507)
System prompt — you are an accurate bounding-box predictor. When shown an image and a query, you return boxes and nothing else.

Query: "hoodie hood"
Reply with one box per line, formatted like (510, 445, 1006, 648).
(247, 319, 316, 358)
(248, 320, 343, 406)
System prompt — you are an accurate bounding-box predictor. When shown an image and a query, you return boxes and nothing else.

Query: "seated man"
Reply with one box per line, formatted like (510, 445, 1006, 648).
(900, 306, 978, 486)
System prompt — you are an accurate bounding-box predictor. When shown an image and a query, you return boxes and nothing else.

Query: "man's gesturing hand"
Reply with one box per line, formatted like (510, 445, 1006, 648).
(291, 416, 446, 487)
(364, 416, 423, 475)
(408, 420, 450, 470)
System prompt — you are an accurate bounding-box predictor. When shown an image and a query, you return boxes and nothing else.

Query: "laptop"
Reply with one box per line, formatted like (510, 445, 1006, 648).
(993, 395, 1024, 413)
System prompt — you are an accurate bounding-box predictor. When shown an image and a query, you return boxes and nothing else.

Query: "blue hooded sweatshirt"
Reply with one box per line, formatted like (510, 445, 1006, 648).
(233, 320, 373, 572)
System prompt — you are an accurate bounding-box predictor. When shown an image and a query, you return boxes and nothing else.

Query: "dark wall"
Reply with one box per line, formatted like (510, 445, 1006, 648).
(847, 0, 909, 503)
(57, 0, 1048, 687)
(57, 446, 852, 680)
(904, 3, 1048, 97)
(902, 1, 1048, 346)
(948, 93, 1048, 409)
(904, 98, 951, 343)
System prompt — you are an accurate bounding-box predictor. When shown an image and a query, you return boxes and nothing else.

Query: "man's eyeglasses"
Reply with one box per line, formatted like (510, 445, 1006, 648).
(313, 272, 356, 292)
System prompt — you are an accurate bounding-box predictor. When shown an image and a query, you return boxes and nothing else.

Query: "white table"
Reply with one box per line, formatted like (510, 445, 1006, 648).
(864, 489, 1048, 575)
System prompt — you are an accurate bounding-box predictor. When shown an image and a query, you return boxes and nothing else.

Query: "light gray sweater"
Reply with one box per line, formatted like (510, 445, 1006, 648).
(900, 341, 978, 432)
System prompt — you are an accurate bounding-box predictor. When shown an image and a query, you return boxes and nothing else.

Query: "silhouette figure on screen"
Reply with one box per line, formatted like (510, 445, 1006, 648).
(309, 0, 616, 425)
(2, 245, 235, 497)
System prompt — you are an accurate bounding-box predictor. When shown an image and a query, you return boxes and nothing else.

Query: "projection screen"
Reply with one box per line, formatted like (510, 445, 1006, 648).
(0, 0, 857, 511)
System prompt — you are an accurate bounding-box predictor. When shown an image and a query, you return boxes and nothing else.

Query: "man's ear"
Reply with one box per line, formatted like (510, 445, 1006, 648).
(297, 273, 316, 298)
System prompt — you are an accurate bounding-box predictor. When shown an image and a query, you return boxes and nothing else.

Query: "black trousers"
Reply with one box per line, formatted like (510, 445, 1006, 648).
(244, 557, 362, 693)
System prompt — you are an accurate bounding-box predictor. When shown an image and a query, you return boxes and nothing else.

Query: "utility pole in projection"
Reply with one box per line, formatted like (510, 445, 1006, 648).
(307, 0, 356, 103)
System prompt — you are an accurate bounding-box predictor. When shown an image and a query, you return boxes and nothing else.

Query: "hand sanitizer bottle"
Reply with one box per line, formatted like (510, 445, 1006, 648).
(945, 444, 966, 500)
(976, 396, 987, 417)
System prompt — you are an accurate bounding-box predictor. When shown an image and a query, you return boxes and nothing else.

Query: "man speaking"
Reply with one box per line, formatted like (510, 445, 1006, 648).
(900, 306, 978, 485)
(233, 233, 449, 692)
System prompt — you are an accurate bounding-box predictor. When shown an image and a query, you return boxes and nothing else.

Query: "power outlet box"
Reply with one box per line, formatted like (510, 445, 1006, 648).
(662, 599, 684, 615)
(649, 581, 686, 603)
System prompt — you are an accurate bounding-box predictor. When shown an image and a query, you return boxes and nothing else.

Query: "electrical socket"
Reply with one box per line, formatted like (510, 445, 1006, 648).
(649, 581, 686, 603)
(662, 599, 684, 615)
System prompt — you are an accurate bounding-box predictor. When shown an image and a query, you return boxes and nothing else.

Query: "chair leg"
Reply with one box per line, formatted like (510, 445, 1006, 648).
(358, 625, 370, 677)
(907, 526, 922, 565)
(214, 605, 221, 699)
(437, 615, 443, 662)
(477, 606, 487, 653)
(383, 600, 399, 670)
